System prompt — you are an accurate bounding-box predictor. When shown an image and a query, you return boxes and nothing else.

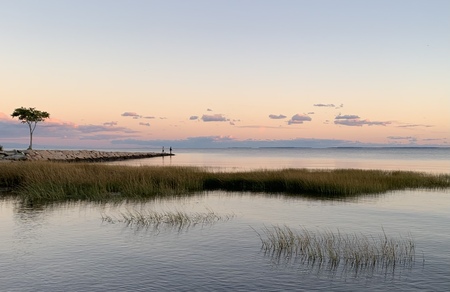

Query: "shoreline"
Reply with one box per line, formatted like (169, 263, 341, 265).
(0, 149, 174, 162)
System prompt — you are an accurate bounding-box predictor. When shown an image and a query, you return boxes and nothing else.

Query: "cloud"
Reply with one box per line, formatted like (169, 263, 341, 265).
(201, 114, 228, 122)
(79, 134, 136, 141)
(269, 114, 287, 119)
(143, 116, 155, 119)
(314, 103, 335, 107)
(207, 108, 213, 112)
(238, 125, 294, 129)
(335, 114, 360, 120)
(422, 138, 447, 144)
(333, 114, 390, 127)
(398, 124, 433, 128)
(139, 122, 150, 127)
(0, 118, 29, 138)
(387, 136, 417, 143)
(387, 136, 416, 140)
(189, 116, 199, 120)
(1, 112, 140, 145)
(334, 119, 390, 127)
(112, 136, 241, 148)
(121, 112, 140, 117)
(0, 112, 10, 119)
(288, 114, 312, 125)
(307, 112, 315, 115)
(73, 124, 136, 134)
(111, 136, 371, 148)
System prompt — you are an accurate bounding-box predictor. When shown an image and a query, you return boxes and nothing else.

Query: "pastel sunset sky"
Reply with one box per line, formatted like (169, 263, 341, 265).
(1, 0, 449, 149)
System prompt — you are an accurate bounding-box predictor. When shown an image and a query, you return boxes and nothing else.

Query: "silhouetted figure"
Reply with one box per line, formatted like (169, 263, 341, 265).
(169, 147, 172, 154)
(162, 146, 165, 153)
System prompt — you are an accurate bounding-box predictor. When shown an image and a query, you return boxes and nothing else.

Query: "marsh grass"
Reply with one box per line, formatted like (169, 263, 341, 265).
(1, 161, 449, 201)
(257, 226, 416, 273)
(101, 209, 235, 231)
(0, 162, 205, 201)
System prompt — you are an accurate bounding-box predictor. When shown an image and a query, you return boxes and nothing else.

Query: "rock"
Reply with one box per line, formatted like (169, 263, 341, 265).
(0, 149, 174, 162)
(0, 150, 27, 161)
(3, 153, 27, 161)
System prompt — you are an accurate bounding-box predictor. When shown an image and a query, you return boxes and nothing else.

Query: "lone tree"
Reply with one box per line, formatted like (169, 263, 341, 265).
(11, 107, 50, 150)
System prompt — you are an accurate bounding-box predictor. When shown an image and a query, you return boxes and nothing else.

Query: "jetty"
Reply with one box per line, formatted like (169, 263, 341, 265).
(0, 149, 173, 162)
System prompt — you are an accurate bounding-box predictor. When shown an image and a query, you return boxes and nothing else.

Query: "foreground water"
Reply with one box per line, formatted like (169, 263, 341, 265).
(1, 190, 449, 291)
(1, 148, 449, 291)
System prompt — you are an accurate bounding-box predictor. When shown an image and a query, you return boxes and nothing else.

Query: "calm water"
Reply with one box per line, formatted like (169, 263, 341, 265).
(108, 147, 450, 173)
(1, 148, 449, 291)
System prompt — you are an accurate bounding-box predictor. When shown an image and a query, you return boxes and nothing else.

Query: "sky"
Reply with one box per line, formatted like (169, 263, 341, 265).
(1, 0, 449, 149)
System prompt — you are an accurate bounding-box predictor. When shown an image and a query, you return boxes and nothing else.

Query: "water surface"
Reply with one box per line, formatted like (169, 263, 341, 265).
(108, 147, 450, 173)
(1, 189, 449, 291)
(1, 147, 449, 291)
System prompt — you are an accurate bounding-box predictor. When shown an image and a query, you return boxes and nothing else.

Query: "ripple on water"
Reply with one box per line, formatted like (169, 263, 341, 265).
(0, 189, 449, 291)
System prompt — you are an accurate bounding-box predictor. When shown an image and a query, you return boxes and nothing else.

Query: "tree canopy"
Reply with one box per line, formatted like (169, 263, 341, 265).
(11, 107, 50, 150)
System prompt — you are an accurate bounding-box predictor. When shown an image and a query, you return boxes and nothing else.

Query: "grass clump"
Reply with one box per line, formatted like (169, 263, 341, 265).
(257, 225, 416, 273)
(0, 161, 449, 201)
(102, 209, 234, 231)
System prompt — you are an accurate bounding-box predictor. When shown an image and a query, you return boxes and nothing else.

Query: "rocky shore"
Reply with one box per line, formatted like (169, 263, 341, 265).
(0, 149, 173, 162)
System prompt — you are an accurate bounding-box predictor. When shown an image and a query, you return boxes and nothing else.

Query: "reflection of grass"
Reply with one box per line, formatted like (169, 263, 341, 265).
(257, 226, 415, 273)
(102, 209, 234, 231)
(1, 161, 449, 201)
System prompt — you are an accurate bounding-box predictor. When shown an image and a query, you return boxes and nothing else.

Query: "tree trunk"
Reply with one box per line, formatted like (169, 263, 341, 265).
(28, 122, 33, 150)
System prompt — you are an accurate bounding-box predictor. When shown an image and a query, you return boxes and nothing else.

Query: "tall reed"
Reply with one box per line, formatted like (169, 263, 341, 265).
(1, 161, 449, 201)
(257, 225, 415, 272)
(102, 209, 234, 231)
(204, 169, 450, 195)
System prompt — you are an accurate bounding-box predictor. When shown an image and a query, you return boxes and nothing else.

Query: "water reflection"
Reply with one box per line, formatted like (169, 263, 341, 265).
(1, 190, 449, 291)
(10, 200, 50, 262)
(101, 208, 235, 234)
(258, 225, 417, 277)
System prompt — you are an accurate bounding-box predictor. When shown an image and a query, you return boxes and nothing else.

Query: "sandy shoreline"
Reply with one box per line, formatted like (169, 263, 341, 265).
(0, 150, 173, 162)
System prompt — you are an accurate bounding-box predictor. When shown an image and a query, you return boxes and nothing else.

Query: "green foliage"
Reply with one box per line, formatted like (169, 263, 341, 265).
(11, 107, 50, 123)
(11, 107, 50, 150)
